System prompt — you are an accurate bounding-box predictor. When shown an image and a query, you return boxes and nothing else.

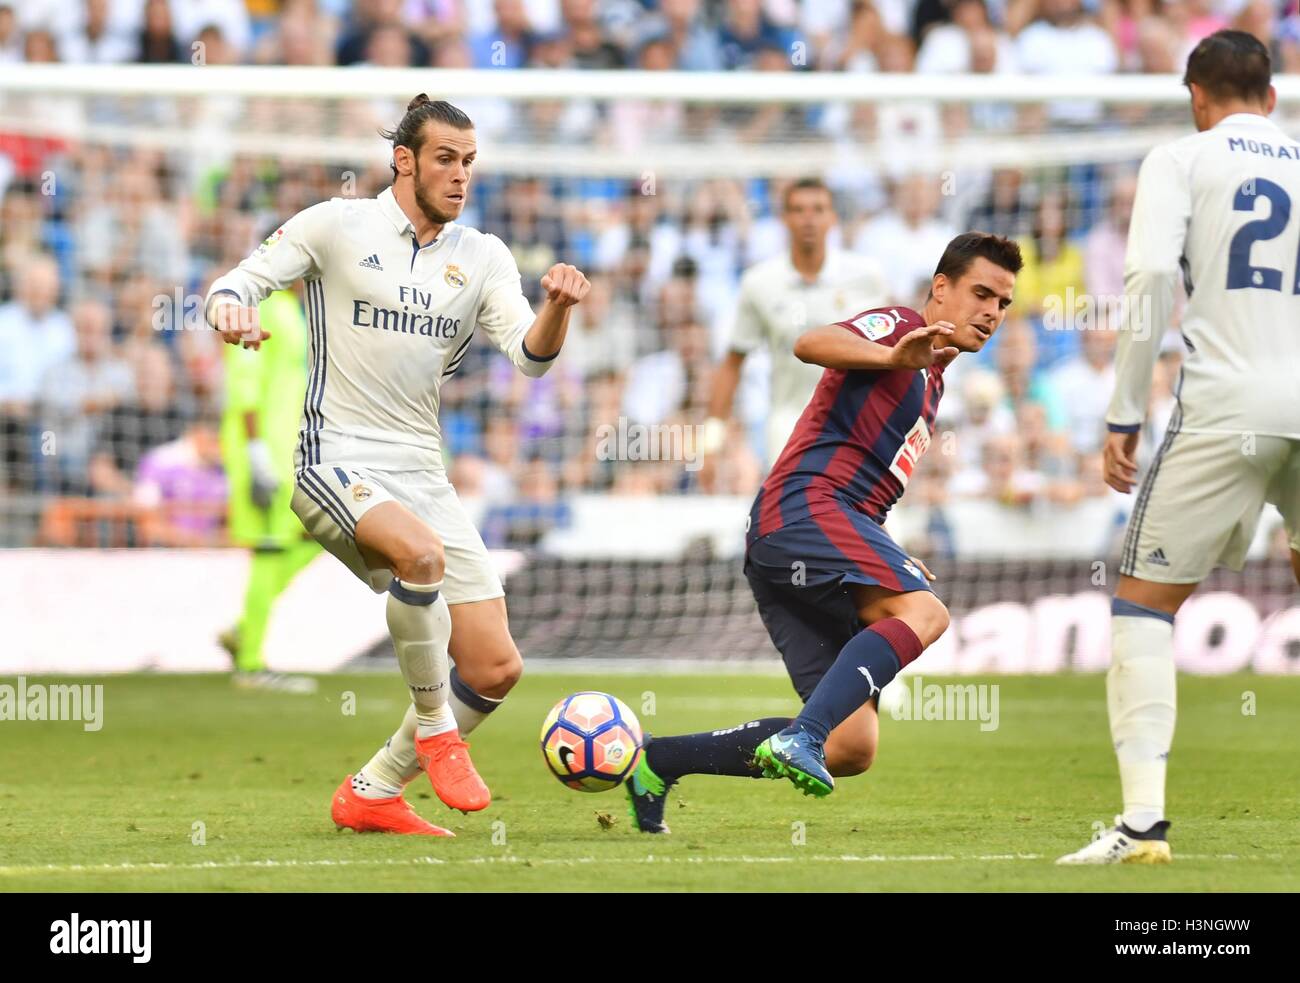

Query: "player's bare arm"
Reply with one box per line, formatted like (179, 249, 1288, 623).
(524, 262, 590, 358)
(793, 321, 957, 371)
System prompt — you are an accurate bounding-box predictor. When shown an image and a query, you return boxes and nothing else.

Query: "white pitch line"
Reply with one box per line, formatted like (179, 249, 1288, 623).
(0, 852, 1270, 876)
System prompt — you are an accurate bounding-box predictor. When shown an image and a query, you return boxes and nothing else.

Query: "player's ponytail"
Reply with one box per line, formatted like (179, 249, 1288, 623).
(380, 96, 474, 177)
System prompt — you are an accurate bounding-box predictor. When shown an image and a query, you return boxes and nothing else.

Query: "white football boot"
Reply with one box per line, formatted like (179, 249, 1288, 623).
(1056, 817, 1172, 865)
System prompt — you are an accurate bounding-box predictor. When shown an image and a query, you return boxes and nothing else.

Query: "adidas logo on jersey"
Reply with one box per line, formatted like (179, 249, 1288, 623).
(1146, 548, 1170, 566)
(359, 254, 384, 270)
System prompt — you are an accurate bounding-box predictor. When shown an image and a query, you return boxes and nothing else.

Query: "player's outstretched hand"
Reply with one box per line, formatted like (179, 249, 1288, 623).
(1103, 430, 1141, 494)
(540, 263, 590, 308)
(213, 303, 272, 350)
(889, 322, 957, 370)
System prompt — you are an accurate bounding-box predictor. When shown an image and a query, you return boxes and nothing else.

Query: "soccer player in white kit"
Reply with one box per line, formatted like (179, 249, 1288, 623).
(1059, 32, 1300, 864)
(699, 178, 886, 482)
(206, 96, 590, 836)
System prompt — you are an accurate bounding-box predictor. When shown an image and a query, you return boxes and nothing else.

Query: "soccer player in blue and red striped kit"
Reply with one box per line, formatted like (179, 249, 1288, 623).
(627, 232, 1022, 832)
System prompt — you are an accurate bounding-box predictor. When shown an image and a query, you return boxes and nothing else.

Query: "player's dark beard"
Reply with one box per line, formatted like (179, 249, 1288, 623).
(411, 161, 456, 228)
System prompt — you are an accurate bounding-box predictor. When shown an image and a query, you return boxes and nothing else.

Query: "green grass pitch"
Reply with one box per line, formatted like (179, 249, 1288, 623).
(1, 672, 1297, 892)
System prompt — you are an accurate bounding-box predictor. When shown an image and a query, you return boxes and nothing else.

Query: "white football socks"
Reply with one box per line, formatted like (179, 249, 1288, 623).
(352, 580, 458, 800)
(1108, 605, 1177, 833)
(386, 579, 457, 738)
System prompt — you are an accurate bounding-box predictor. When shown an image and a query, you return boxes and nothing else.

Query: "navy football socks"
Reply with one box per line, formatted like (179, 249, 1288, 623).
(645, 717, 792, 781)
(795, 618, 923, 744)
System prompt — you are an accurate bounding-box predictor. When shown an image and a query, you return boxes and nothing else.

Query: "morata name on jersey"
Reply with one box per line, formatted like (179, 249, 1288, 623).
(352, 285, 462, 338)
(1227, 136, 1300, 160)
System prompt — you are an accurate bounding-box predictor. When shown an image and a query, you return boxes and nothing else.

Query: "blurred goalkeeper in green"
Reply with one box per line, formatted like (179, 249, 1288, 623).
(219, 283, 319, 692)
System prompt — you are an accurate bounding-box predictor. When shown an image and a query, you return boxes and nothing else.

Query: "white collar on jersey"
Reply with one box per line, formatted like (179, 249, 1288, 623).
(378, 186, 413, 235)
(1215, 112, 1281, 131)
(377, 186, 455, 245)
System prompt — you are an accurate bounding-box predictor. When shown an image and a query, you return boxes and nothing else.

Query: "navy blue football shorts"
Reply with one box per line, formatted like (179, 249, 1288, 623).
(744, 505, 933, 702)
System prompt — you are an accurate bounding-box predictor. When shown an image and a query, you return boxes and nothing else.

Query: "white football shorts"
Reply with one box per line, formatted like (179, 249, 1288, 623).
(1121, 431, 1300, 583)
(291, 462, 504, 604)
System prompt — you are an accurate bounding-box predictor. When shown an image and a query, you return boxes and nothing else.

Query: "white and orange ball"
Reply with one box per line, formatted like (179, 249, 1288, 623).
(540, 691, 643, 792)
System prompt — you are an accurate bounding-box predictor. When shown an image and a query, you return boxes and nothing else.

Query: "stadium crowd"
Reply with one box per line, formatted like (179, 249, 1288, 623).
(0, 0, 1238, 548)
(2, 0, 1299, 76)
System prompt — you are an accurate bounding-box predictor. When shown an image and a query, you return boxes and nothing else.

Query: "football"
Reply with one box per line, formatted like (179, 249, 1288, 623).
(540, 691, 643, 792)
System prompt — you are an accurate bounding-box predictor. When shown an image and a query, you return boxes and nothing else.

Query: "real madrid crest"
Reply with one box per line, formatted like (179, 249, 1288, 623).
(352, 484, 372, 502)
(444, 264, 467, 289)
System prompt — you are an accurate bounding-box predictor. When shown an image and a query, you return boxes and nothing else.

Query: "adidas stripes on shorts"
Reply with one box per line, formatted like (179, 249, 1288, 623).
(1121, 431, 1300, 583)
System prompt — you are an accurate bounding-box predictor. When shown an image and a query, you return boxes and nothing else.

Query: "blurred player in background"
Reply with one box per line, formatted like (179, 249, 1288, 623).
(1059, 31, 1300, 865)
(206, 95, 589, 837)
(699, 177, 886, 487)
(627, 233, 1022, 831)
(218, 277, 320, 693)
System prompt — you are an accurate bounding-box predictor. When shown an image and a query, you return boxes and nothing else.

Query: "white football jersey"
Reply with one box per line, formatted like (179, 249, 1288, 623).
(207, 188, 547, 474)
(730, 250, 887, 463)
(1109, 113, 1300, 438)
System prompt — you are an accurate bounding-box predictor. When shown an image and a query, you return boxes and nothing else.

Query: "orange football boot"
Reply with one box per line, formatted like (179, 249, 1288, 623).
(331, 776, 454, 836)
(414, 730, 491, 813)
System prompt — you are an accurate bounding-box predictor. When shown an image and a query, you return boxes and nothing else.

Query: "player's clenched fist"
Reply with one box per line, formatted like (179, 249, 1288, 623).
(210, 301, 272, 350)
(540, 263, 590, 308)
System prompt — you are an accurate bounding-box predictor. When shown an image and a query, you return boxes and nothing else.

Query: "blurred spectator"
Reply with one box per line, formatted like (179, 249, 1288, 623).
(623, 318, 711, 427)
(480, 452, 572, 547)
(561, 0, 625, 68)
(0, 4, 20, 64)
(24, 28, 60, 63)
(60, 0, 136, 64)
(136, 0, 182, 62)
(917, 0, 1018, 73)
(562, 274, 638, 378)
(1015, 399, 1078, 498)
(1015, 188, 1086, 366)
(38, 298, 132, 493)
(0, 256, 74, 491)
(993, 315, 1052, 411)
(1044, 323, 1117, 454)
(968, 168, 1032, 240)
(171, 0, 253, 58)
(338, 0, 430, 65)
(92, 343, 191, 495)
(1014, 0, 1119, 123)
(659, 0, 723, 70)
(949, 432, 1048, 504)
(254, 0, 339, 65)
(1084, 170, 1137, 301)
(132, 416, 227, 545)
(953, 368, 1015, 469)
(717, 0, 799, 69)
(853, 173, 959, 305)
(194, 24, 238, 66)
(470, 0, 534, 67)
(403, 0, 466, 50)
(76, 154, 189, 287)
